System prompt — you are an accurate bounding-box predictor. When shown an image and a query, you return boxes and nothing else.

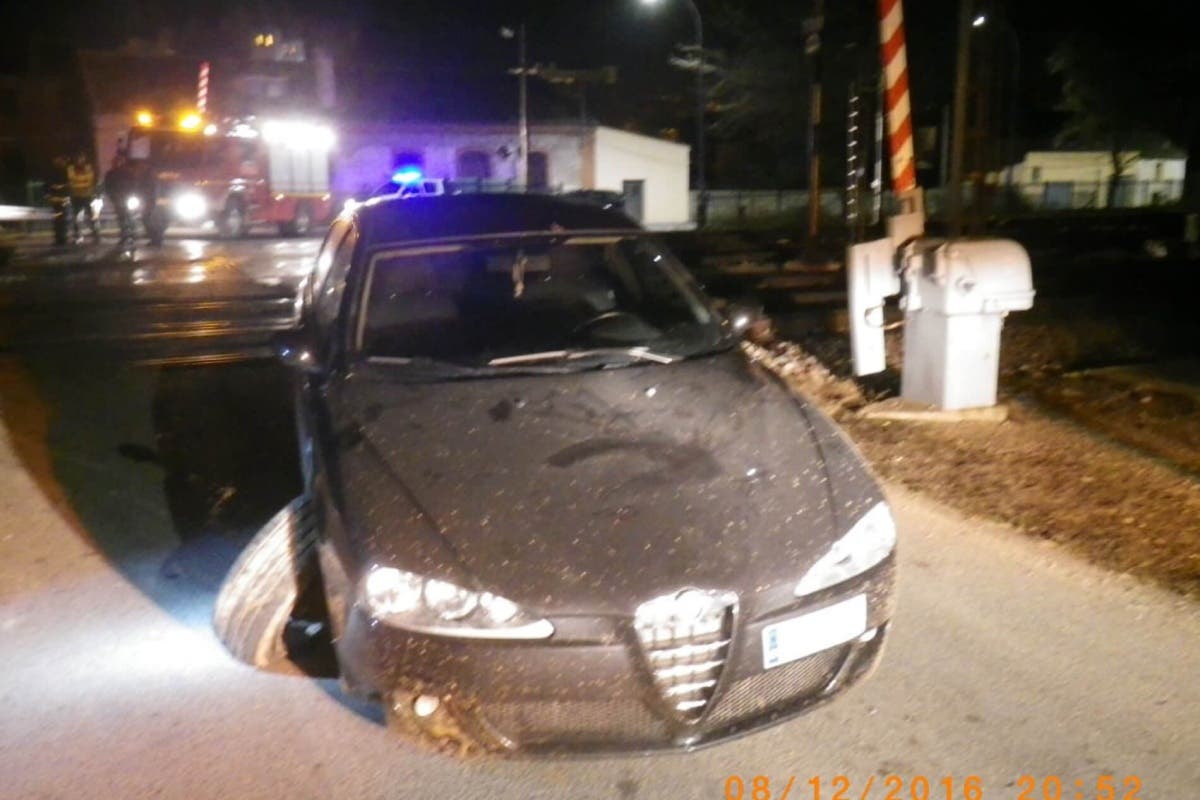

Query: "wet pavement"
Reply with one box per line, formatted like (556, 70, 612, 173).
(0, 235, 316, 364)
(1, 235, 1199, 797)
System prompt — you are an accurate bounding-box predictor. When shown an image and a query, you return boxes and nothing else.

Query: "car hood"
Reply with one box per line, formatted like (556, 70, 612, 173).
(331, 350, 881, 617)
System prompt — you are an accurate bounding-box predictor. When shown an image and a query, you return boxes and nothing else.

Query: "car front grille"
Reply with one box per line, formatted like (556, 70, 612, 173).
(704, 644, 849, 729)
(479, 699, 671, 748)
(634, 590, 737, 722)
(476, 644, 850, 750)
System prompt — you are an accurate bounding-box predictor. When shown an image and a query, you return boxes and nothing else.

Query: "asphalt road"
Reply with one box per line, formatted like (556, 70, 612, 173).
(0, 235, 316, 364)
(1, 237, 1199, 799)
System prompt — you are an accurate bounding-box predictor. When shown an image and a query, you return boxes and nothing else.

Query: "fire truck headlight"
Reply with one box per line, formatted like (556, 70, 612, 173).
(174, 193, 208, 222)
(126, 195, 142, 212)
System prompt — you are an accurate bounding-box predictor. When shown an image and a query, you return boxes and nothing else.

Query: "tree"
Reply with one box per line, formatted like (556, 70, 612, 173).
(1047, 13, 1200, 208)
(706, 0, 878, 188)
(1048, 35, 1173, 208)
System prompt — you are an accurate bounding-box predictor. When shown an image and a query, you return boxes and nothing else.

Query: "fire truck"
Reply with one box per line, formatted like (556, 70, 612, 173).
(122, 111, 335, 243)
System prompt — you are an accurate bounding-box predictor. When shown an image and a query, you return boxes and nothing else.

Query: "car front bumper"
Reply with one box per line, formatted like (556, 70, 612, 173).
(330, 557, 895, 754)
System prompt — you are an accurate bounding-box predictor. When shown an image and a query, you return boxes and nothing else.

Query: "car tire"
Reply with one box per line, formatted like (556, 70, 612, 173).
(220, 200, 248, 238)
(212, 494, 319, 667)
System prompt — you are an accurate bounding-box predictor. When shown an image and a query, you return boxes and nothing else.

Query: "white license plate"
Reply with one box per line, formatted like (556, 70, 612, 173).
(761, 594, 868, 670)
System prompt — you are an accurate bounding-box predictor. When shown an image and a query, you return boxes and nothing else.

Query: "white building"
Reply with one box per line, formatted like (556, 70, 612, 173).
(996, 151, 1186, 209)
(332, 122, 692, 228)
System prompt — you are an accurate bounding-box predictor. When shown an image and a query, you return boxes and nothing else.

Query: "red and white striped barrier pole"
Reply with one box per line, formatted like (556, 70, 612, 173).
(197, 61, 210, 114)
(878, 0, 918, 198)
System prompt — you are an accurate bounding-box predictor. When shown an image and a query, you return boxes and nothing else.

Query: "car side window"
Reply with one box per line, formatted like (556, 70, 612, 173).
(315, 222, 359, 334)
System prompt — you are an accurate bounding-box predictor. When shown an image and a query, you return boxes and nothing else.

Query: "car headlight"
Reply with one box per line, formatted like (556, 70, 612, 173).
(173, 192, 207, 221)
(126, 195, 142, 212)
(360, 566, 553, 639)
(794, 501, 896, 597)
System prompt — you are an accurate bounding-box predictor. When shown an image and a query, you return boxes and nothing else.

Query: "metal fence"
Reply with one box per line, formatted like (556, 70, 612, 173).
(1003, 180, 1183, 211)
(691, 179, 1186, 226)
(692, 189, 846, 225)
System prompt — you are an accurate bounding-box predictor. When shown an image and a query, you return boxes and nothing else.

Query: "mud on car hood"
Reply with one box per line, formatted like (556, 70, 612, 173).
(330, 350, 882, 618)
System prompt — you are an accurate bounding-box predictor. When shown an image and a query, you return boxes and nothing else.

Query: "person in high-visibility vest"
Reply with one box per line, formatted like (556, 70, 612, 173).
(67, 151, 100, 243)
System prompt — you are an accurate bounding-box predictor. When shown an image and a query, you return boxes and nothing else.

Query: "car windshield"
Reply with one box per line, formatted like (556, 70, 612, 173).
(358, 235, 730, 370)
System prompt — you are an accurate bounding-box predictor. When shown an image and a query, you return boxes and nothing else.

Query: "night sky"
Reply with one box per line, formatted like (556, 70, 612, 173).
(1, 0, 1095, 111)
(0, 0, 1138, 163)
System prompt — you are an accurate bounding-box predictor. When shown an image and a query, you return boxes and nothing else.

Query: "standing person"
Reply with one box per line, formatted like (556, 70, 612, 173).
(46, 156, 72, 246)
(104, 154, 135, 245)
(67, 151, 100, 243)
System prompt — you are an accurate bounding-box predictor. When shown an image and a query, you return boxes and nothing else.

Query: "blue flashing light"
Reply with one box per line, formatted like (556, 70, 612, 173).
(392, 166, 423, 185)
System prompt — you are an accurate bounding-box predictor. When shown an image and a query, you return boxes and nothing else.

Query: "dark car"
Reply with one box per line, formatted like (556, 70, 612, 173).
(267, 194, 895, 753)
(560, 189, 627, 213)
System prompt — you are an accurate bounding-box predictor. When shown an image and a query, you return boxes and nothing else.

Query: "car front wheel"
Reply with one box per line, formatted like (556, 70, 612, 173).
(212, 495, 319, 667)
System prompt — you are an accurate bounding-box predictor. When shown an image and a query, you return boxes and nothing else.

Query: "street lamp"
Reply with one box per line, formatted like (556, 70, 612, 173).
(972, 13, 1022, 192)
(640, 0, 706, 226)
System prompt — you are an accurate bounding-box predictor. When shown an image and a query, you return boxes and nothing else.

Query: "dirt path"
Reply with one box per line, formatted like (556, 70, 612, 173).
(844, 407, 1200, 600)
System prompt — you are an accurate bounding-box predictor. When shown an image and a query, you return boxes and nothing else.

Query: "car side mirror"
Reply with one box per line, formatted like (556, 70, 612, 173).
(723, 297, 770, 338)
(273, 328, 323, 374)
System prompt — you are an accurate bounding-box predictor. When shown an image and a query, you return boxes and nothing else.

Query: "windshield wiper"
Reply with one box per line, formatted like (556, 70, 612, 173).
(487, 347, 678, 367)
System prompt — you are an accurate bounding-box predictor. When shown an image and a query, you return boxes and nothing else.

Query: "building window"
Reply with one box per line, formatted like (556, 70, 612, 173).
(528, 152, 549, 189)
(1031, 166, 1042, 182)
(456, 150, 492, 181)
(1154, 162, 1163, 181)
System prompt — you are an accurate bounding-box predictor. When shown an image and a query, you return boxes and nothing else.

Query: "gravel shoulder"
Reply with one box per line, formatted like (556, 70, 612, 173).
(747, 301, 1200, 601)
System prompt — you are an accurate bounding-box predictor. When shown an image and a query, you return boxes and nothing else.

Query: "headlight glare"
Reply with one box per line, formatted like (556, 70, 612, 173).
(126, 195, 142, 212)
(173, 192, 207, 221)
(363, 567, 422, 615)
(795, 501, 896, 597)
(359, 566, 552, 639)
(423, 578, 478, 620)
(480, 592, 518, 624)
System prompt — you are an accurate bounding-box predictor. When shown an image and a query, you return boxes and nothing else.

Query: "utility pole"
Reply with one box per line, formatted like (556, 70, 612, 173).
(684, 2, 707, 227)
(940, 105, 951, 187)
(947, 0, 974, 237)
(641, 0, 706, 225)
(503, 24, 530, 188)
(805, 0, 825, 239)
(517, 23, 529, 189)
